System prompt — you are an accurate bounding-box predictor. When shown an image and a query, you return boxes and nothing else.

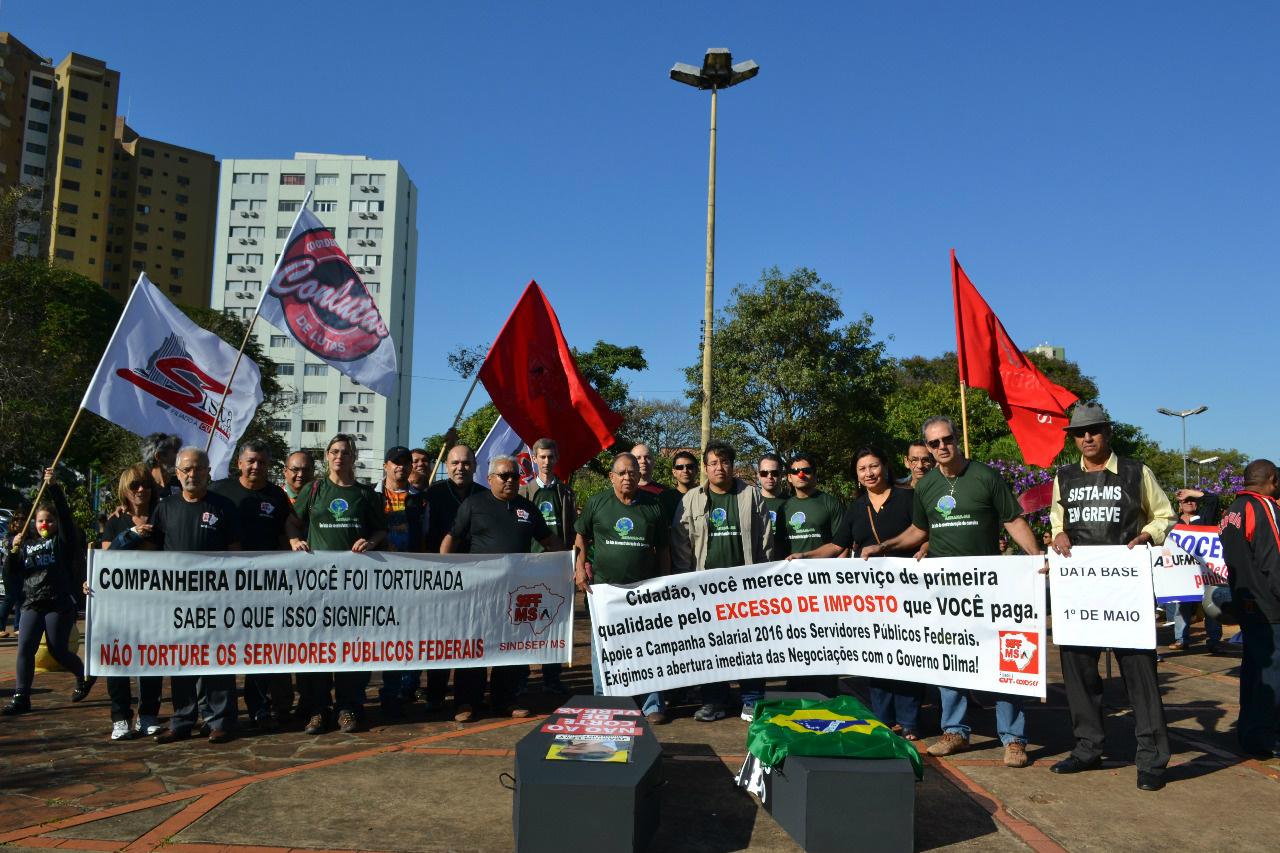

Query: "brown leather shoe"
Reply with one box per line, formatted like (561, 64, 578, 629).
(1168, 641, 1186, 651)
(454, 704, 475, 723)
(927, 733, 970, 756)
(207, 728, 232, 744)
(303, 713, 328, 735)
(509, 706, 532, 719)
(646, 711, 668, 726)
(1003, 742, 1028, 768)
(154, 728, 192, 744)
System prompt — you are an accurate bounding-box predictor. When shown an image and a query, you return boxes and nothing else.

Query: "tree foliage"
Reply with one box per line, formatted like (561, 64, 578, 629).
(684, 266, 895, 497)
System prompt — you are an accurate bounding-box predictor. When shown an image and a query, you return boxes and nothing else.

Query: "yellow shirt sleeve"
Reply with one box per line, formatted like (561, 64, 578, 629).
(1049, 477, 1064, 538)
(1139, 465, 1175, 545)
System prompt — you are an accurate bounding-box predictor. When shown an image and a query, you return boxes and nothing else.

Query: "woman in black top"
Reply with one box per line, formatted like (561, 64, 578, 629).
(832, 446, 924, 739)
(2, 468, 93, 716)
(98, 464, 164, 740)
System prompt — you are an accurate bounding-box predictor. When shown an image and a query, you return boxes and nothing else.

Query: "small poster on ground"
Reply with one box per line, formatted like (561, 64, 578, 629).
(544, 735, 633, 763)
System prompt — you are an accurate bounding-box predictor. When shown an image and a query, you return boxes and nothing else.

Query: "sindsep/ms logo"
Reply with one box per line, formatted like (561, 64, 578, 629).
(998, 631, 1039, 674)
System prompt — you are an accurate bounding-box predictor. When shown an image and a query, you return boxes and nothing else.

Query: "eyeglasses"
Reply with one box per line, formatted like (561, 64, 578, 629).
(927, 435, 957, 449)
(285, 466, 313, 474)
(613, 470, 639, 478)
(1068, 426, 1105, 438)
(673, 463, 699, 472)
(128, 482, 151, 490)
(491, 472, 519, 482)
(789, 467, 814, 477)
(177, 465, 209, 474)
(757, 470, 780, 478)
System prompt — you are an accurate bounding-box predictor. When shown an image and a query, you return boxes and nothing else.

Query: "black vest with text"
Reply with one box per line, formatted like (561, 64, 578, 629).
(1055, 457, 1145, 546)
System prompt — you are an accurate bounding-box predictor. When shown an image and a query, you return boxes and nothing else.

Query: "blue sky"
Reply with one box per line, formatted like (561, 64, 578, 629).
(8, 2, 1276, 460)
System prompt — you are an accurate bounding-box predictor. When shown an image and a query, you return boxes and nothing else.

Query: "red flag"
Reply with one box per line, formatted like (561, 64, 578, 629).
(952, 251, 1077, 467)
(478, 281, 622, 479)
(1017, 481, 1055, 515)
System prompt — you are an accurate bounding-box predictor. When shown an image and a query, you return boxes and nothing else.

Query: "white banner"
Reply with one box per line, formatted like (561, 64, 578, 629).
(1048, 546, 1156, 649)
(87, 549, 573, 676)
(1151, 524, 1225, 604)
(80, 273, 263, 476)
(587, 557, 1048, 699)
(257, 206, 397, 396)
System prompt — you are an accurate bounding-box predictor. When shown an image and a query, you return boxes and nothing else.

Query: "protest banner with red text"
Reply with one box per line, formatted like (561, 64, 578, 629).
(86, 550, 572, 676)
(586, 556, 1048, 699)
(1151, 524, 1226, 603)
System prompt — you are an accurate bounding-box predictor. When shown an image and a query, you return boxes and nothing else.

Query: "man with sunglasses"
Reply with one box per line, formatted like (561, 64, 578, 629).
(659, 451, 700, 523)
(1048, 402, 1175, 790)
(443, 455, 564, 720)
(756, 454, 789, 554)
(863, 415, 1041, 768)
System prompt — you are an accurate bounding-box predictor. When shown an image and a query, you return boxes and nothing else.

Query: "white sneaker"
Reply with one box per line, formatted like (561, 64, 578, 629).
(740, 700, 757, 722)
(136, 715, 163, 736)
(111, 720, 134, 741)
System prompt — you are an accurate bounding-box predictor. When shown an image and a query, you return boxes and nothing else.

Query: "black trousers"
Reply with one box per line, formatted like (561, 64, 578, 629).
(106, 675, 163, 723)
(426, 667, 487, 709)
(169, 674, 237, 733)
(1060, 645, 1170, 775)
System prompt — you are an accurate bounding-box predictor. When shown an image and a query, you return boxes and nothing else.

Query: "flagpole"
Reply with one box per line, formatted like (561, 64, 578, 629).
(204, 193, 314, 457)
(959, 380, 971, 458)
(428, 369, 483, 482)
(951, 249, 971, 457)
(19, 407, 85, 533)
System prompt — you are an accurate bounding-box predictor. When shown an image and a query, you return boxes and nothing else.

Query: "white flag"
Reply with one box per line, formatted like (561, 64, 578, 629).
(257, 206, 397, 396)
(474, 415, 537, 485)
(80, 274, 264, 476)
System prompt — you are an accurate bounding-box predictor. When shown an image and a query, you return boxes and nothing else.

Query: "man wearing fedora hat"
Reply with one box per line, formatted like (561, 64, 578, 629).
(1048, 401, 1175, 791)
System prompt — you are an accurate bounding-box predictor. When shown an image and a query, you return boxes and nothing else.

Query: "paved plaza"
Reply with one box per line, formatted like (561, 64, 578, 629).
(1, 598, 1275, 853)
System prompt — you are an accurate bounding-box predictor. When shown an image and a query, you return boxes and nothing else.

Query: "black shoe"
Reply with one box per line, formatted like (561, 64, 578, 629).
(71, 676, 97, 702)
(2, 694, 31, 715)
(380, 698, 406, 719)
(1050, 755, 1101, 774)
(1136, 771, 1165, 791)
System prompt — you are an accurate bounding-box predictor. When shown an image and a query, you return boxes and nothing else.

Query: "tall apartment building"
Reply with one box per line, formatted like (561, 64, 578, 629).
(210, 154, 418, 482)
(0, 33, 219, 308)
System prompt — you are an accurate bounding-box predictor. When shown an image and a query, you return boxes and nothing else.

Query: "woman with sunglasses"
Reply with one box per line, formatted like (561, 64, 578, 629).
(790, 445, 924, 738)
(97, 464, 164, 740)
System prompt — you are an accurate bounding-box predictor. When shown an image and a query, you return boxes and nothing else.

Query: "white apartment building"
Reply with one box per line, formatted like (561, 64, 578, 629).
(210, 153, 418, 483)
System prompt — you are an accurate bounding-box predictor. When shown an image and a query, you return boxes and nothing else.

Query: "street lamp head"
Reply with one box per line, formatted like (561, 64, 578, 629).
(1190, 405, 1209, 416)
(1157, 406, 1209, 418)
(1156, 408, 1178, 418)
(670, 49, 759, 90)
(1198, 456, 1220, 465)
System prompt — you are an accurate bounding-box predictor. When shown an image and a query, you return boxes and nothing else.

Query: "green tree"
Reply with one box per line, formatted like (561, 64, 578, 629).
(684, 266, 895, 497)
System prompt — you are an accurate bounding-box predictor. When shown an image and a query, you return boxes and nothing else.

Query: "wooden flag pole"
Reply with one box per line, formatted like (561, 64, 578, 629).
(203, 311, 260, 457)
(428, 369, 483, 482)
(959, 380, 971, 458)
(20, 406, 86, 533)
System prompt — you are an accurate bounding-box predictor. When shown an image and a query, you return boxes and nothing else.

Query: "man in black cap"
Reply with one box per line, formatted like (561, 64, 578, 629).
(375, 445, 429, 718)
(1049, 401, 1175, 790)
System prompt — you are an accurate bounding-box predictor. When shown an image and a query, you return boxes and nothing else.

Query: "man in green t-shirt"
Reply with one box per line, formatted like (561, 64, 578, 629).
(287, 434, 388, 736)
(863, 416, 1041, 769)
(658, 450, 699, 523)
(576, 452, 670, 724)
(671, 440, 776, 723)
(518, 437, 579, 694)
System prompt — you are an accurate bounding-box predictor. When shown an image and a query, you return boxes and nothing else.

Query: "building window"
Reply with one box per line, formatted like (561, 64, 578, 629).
(134, 241, 147, 252)
(278, 200, 302, 212)
(277, 226, 291, 238)
(27, 120, 48, 133)
(351, 174, 367, 185)
(175, 212, 188, 222)
(368, 174, 385, 186)
(30, 99, 50, 111)
(366, 227, 383, 239)
(55, 248, 74, 260)
(275, 364, 295, 376)
(304, 364, 329, 376)
(270, 335, 290, 347)
(136, 223, 149, 234)
(62, 179, 81, 191)
(230, 226, 249, 238)
(69, 88, 89, 101)
(315, 173, 338, 185)
(313, 200, 337, 212)
(225, 280, 243, 290)
(177, 176, 189, 186)
(23, 164, 44, 177)
(365, 282, 379, 293)
(57, 225, 76, 237)
(232, 172, 266, 184)
(25, 141, 46, 155)
(173, 229, 188, 239)
(301, 420, 326, 433)
(66, 133, 84, 145)
(246, 227, 263, 238)
(32, 77, 52, 89)
(281, 174, 306, 185)
(63, 155, 82, 169)
(138, 185, 152, 196)
(59, 201, 78, 214)
(270, 419, 291, 431)
(171, 249, 184, 258)
(140, 167, 153, 177)
(67, 111, 86, 123)
(303, 392, 328, 405)
(228, 253, 246, 265)
(175, 194, 188, 204)
(137, 204, 151, 214)
(247, 253, 263, 264)
(169, 284, 182, 293)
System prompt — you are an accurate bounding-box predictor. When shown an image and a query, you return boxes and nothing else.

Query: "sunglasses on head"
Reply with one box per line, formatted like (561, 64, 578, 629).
(927, 435, 956, 449)
(790, 467, 814, 477)
(672, 463, 698, 472)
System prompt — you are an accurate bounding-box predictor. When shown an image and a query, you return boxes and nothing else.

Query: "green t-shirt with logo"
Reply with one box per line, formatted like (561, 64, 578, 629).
(530, 483, 562, 554)
(782, 491, 844, 555)
(705, 489, 743, 570)
(575, 490, 668, 584)
(293, 478, 387, 552)
(911, 461, 1020, 558)
(762, 494, 789, 556)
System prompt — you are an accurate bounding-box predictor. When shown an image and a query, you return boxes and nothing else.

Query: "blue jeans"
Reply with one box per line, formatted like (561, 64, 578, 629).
(938, 687, 1025, 745)
(1175, 602, 1223, 647)
(1237, 615, 1280, 754)
(590, 634, 663, 716)
(869, 679, 923, 731)
(379, 669, 421, 701)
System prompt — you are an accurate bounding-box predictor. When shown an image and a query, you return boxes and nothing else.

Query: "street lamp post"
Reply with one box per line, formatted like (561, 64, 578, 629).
(1184, 454, 1219, 487)
(1157, 406, 1209, 486)
(670, 48, 759, 459)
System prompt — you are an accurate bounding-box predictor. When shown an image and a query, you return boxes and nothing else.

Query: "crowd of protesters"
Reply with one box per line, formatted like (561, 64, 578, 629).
(1, 406, 1276, 780)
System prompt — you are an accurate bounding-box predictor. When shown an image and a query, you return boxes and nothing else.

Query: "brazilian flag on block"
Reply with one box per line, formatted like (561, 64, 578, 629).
(747, 695, 923, 780)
